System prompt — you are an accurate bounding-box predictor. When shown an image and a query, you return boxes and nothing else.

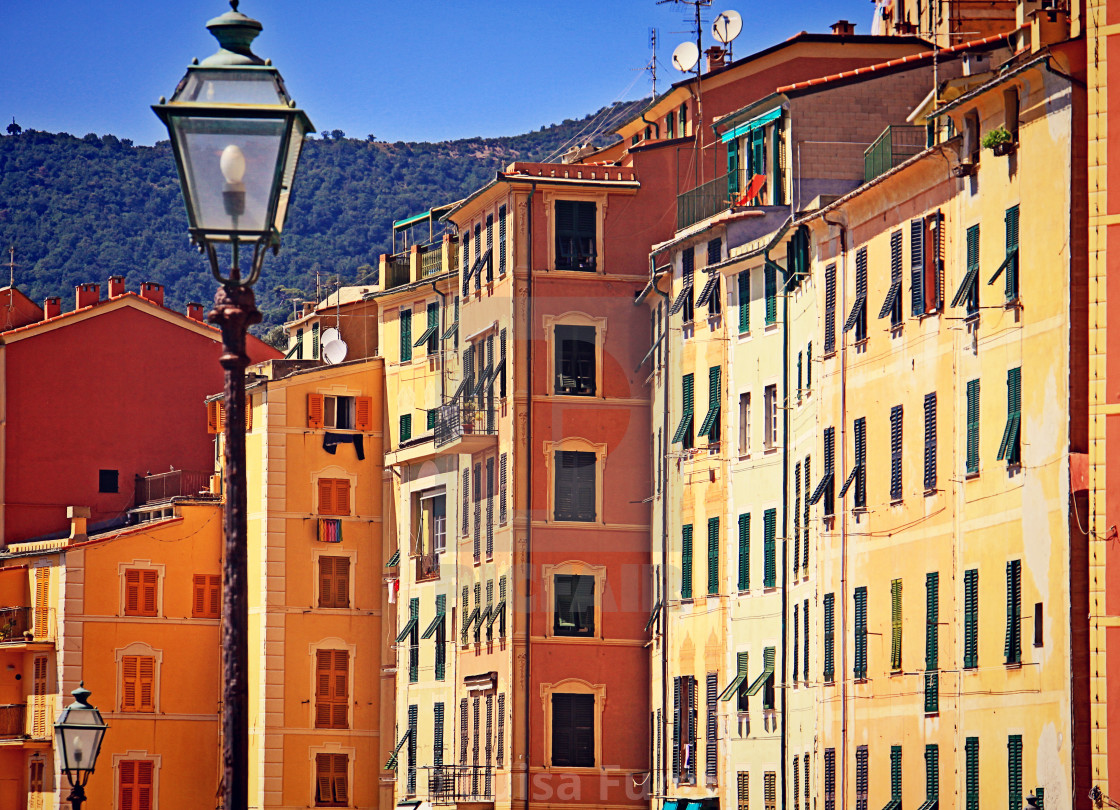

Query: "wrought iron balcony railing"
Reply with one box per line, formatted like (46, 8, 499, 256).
(864, 125, 926, 183)
(0, 606, 32, 643)
(677, 173, 731, 231)
(135, 469, 214, 506)
(434, 402, 497, 448)
(0, 703, 26, 738)
(425, 765, 494, 804)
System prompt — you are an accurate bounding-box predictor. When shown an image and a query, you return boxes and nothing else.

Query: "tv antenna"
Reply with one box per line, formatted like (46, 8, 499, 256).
(649, 28, 659, 98)
(661, 0, 712, 184)
(4, 246, 16, 290)
(711, 10, 742, 60)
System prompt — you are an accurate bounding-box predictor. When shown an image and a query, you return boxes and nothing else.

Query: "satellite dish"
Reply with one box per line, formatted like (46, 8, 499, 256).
(322, 339, 349, 365)
(672, 41, 700, 72)
(713, 11, 743, 44)
(322, 327, 341, 345)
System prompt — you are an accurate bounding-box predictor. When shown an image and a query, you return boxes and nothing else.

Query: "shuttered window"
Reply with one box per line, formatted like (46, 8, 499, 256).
(400, 308, 412, 363)
(433, 702, 445, 768)
(763, 509, 776, 588)
(910, 217, 927, 316)
(555, 325, 596, 396)
(462, 468, 470, 535)
(407, 704, 418, 794)
(672, 677, 681, 780)
(923, 393, 937, 491)
(498, 205, 508, 275)
(843, 247, 868, 341)
(315, 753, 348, 807)
(314, 649, 349, 729)
(473, 463, 482, 559)
(318, 557, 349, 609)
(738, 270, 750, 333)
(952, 224, 981, 316)
(793, 462, 801, 573)
(434, 594, 447, 681)
(551, 693, 595, 767)
(124, 569, 158, 617)
(318, 478, 351, 516)
(965, 737, 979, 810)
(997, 367, 1022, 464)
(486, 458, 495, 557)
(698, 366, 722, 442)
(764, 771, 777, 810)
(964, 568, 979, 668)
(707, 517, 720, 595)
(554, 450, 596, 522)
(672, 373, 695, 448)
(824, 592, 835, 682)
(854, 586, 868, 680)
(855, 746, 868, 810)
(499, 453, 508, 525)
(925, 572, 939, 713)
(890, 405, 903, 501)
(824, 263, 837, 353)
(727, 139, 740, 198)
(554, 200, 597, 272)
(989, 205, 1020, 302)
(793, 755, 800, 810)
(400, 414, 412, 443)
(311, 322, 320, 359)
(682, 524, 693, 599)
(119, 760, 155, 810)
(408, 598, 419, 682)
(1008, 735, 1023, 810)
(890, 746, 902, 803)
(485, 693, 494, 775)
(764, 260, 777, 325)
(459, 698, 469, 765)
(966, 379, 980, 475)
(738, 513, 750, 591)
(738, 771, 749, 810)
(554, 574, 595, 637)
(121, 655, 156, 712)
(705, 672, 718, 785)
(890, 579, 903, 672)
(825, 749, 836, 810)
(497, 692, 506, 767)
(878, 230, 903, 326)
(793, 602, 800, 683)
(803, 456, 811, 565)
(809, 427, 835, 516)
(192, 574, 220, 618)
(1005, 560, 1022, 664)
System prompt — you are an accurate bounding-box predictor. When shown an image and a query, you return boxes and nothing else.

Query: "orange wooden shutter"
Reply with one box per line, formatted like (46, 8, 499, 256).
(32, 655, 47, 736)
(315, 650, 333, 727)
(334, 479, 351, 516)
(119, 760, 136, 810)
(192, 575, 206, 617)
(208, 575, 221, 617)
(332, 650, 349, 728)
(122, 656, 138, 711)
(316, 753, 333, 803)
(332, 753, 349, 803)
(308, 393, 325, 429)
(207, 401, 221, 434)
(34, 568, 49, 635)
(355, 396, 373, 430)
(319, 557, 333, 608)
(141, 570, 158, 616)
(244, 400, 253, 432)
(136, 761, 154, 810)
(335, 557, 350, 608)
(318, 479, 335, 515)
(138, 656, 155, 711)
(124, 569, 140, 615)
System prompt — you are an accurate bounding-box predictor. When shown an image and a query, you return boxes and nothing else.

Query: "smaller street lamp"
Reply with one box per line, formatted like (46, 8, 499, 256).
(54, 682, 108, 810)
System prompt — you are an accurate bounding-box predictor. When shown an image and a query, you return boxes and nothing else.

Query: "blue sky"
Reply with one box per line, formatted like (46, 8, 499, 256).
(3, 0, 876, 146)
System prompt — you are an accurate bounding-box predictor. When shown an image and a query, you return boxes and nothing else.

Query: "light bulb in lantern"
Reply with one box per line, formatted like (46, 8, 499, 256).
(220, 144, 247, 218)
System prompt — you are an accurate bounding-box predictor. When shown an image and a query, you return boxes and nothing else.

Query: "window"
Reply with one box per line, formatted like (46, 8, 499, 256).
(763, 509, 776, 588)
(669, 248, 696, 322)
(121, 655, 156, 712)
(854, 586, 867, 680)
(323, 395, 355, 429)
(890, 405, 903, 501)
(124, 569, 158, 617)
(474, 224, 483, 290)
(997, 367, 1022, 465)
(192, 574, 220, 618)
(318, 557, 350, 609)
(764, 771, 777, 810)
(295, 328, 304, 360)
(400, 308, 412, 363)
(844, 247, 868, 341)
(673, 675, 697, 783)
(308, 393, 371, 431)
(682, 524, 693, 600)
(809, 427, 835, 517)
(793, 603, 799, 683)
(673, 374, 695, 449)
(796, 352, 803, 404)
(119, 760, 155, 810)
(551, 693, 594, 767)
(497, 693, 506, 767)
(965, 737, 979, 810)
(825, 749, 836, 810)
(738, 393, 751, 454)
(823, 592, 835, 682)
(963, 110, 980, 164)
(473, 463, 482, 559)
(400, 414, 412, 443)
(738, 771, 749, 810)
(433, 701, 445, 768)
(764, 260, 777, 325)
(461, 468, 469, 537)
(1034, 602, 1043, 647)
(1006, 559, 1022, 664)
(1005, 87, 1020, 141)
(1008, 735, 1023, 810)
(679, 103, 688, 134)
(878, 230, 903, 327)
(952, 224, 981, 316)
(890, 746, 902, 807)
(989, 205, 1020, 302)
(498, 205, 508, 275)
(554, 450, 596, 522)
(314, 649, 349, 729)
(312, 322, 320, 359)
(707, 517, 720, 596)
(486, 458, 495, 557)
(964, 568, 979, 668)
(315, 753, 348, 807)
(802, 456, 810, 565)
(793, 753, 800, 810)
(554, 574, 595, 637)
(923, 393, 937, 491)
(840, 417, 866, 508)
(788, 225, 810, 284)
(737, 513, 750, 591)
(793, 462, 801, 574)
(806, 342, 812, 393)
(890, 579, 902, 672)
(763, 384, 777, 450)
(738, 270, 750, 334)
(318, 478, 351, 516)
(925, 572, 939, 714)
(555, 200, 596, 271)
(824, 263, 837, 353)
(698, 367, 722, 443)
(966, 379, 980, 475)
(855, 746, 868, 810)
(99, 469, 119, 493)
(555, 325, 596, 395)
(910, 213, 943, 315)
(717, 650, 750, 711)
(705, 671, 718, 785)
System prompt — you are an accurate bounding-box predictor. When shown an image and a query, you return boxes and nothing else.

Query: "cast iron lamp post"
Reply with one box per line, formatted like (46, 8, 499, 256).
(152, 4, 313, 809)
(54, 683, 108, 810)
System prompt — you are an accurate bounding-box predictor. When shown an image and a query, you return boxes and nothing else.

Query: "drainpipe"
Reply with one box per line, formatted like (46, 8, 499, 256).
(641, 111, 660, 141)
(523, 180, 536, 810)
(822, 211, 848, 810)
(651, 254, 672, 801)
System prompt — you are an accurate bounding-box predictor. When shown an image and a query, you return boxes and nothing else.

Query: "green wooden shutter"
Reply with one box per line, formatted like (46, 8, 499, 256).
(925, 744, 938, 801)
(890, 745, 902, 801)
(765, 260, 777, 324)
(770, 117, 783, 204)
(1005, 204, 1019, 302)
(854, 418, 867, 508)
(965, 737, 979, 810)
(925, 571, 939, 713)
(890, 405, 903, 501)
(803, 455, 811, 565)
(1008, 735, 1023, 810)
(682, 525, 693, 599)
(966, 379, 980, 474)
(924, 392, 937, 490)
(824, 263, 837, 353)
(911, 218, 926, 316)
(737, 513, 750, 591)
(793, 602, 799, 682)
(890, 579, 902, 671)
(400, 309, 412, 362)
(433, 701, 445, 767)
(1005, 559, 1021, 664)
(803, 597, 809, 682)
(707, 517, 720, 595)
(964, 568, 978, 668)
(793, 462, 801, 574)
(672, 677, 681, 780)
(312, 322, 320, 358)
(727, 138, 740, 198)
(998, 367, 1022, 464)
(966, 224, 980, 315)
(824, 592, 835, 682)
(400, 414, 412, 443)
(796, 352, 803, 404)
(854, 587, 867, 679)
(763, 509, 776, 587)
(738, 271, 750, 333)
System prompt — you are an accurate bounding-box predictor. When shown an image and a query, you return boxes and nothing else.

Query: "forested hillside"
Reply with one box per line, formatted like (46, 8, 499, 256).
(0, 100, 641, 332)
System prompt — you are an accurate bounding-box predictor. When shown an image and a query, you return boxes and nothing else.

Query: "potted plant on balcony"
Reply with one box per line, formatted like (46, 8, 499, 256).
(982, 126, 1015, 156)
(462, 401, 477, 434)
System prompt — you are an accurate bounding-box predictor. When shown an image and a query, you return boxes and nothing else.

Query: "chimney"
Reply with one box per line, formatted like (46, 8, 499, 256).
(831, 19, 856, 36)
(186, 302, 205, 322)
(139, 282, 164, 307)
(705, 46, 727, 72)
(107, 275, 125, 297)
(67, 506, 91, 544)
(302, 300, 316, 317)
(43, 297, 61, 319)
(75, 283, 100, 310)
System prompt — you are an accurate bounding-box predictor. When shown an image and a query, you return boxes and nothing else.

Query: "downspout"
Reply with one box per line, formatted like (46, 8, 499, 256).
(523, 180, 536, 810)
(822, 211, 848, 810)
(652, 255, 672, 801)
(641, 111, 661, 141)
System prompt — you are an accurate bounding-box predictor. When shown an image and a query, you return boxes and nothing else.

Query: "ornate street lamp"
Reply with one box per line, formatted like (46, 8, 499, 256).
(54, 683, 108, 810)
(152, 4, 313, 810)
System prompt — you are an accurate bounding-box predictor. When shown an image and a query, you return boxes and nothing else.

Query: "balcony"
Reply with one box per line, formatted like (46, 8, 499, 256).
(385, 256, 411, 289)
(677, 173, 731, 231)
(378, 236, 460, 293)
(135, 469, 214, 506)
(0, 704, 25, 739)
(864, 125, 926, 183)
(416, 552, 441, 582)
(434, 402, 498, 453)
(425, 765, 494, 804)
(0, 607, 31, 643)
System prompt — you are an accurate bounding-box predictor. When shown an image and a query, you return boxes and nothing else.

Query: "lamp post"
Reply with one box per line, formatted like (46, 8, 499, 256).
(54, 682, 108, 810)
(152, 4, 313, 810)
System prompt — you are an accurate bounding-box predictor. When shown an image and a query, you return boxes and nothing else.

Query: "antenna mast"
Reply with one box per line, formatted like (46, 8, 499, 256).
(649, 28, 659, 98)
(660, 0, 711, 183)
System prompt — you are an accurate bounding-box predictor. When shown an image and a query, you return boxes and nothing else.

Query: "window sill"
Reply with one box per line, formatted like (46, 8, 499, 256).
(763, 446, 779, 455)
(889, 323, 903, 337)
(924, 486, 937, 497)
(890, 497, 903, 506)
(1005, 661, 1023, 670)
(764, 322, 779, 333)
(737, 330, 752, 340)
(854, 338, 869, 349)
(965, 470, 980, 480)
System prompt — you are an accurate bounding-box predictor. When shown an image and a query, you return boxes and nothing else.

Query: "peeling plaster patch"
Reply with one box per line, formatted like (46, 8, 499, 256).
(1036, 722, 1070, 807)
(1022, 366, 1066, 601)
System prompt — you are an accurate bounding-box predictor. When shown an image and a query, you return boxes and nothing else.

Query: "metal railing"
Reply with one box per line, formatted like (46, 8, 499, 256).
(0, 704, 25, 738)
(864, 125, 926, 183)
(0, 606, 32, 643)
(135, 469, 213, 505)
(425, 765, 494, 804)
(416, 553, 440, 582)
(677, 173, 731, 231)
(434, 401, 497, 448)
(421, 241, 458, 278)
